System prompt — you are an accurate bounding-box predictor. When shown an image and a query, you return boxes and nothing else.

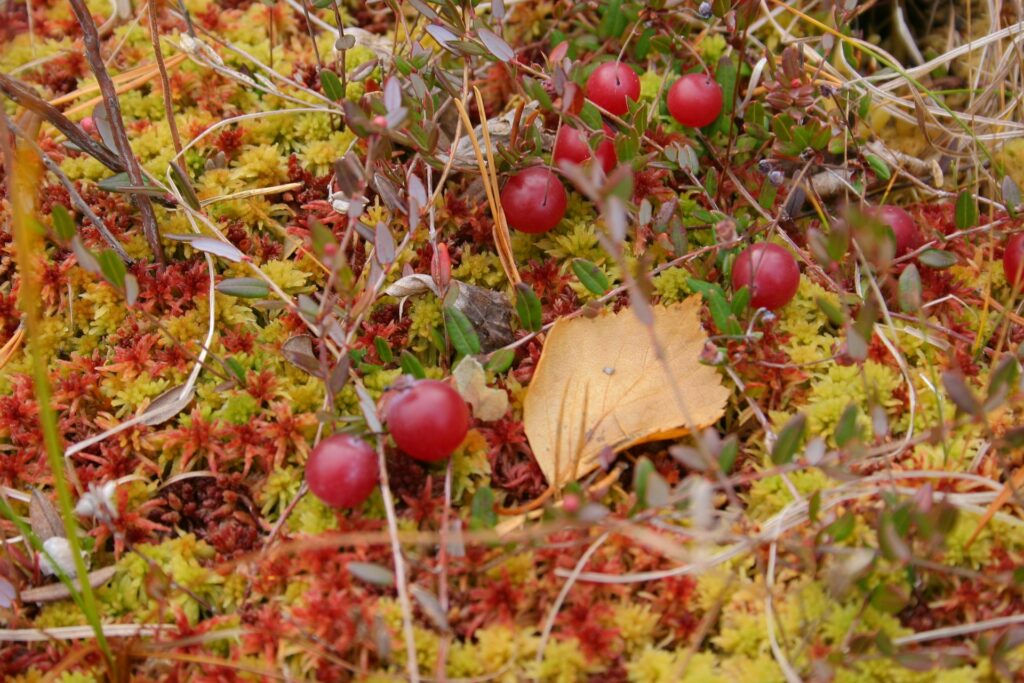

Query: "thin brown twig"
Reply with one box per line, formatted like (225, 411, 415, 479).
(0, 72, 125, 173)
(68, 0, 166, 265)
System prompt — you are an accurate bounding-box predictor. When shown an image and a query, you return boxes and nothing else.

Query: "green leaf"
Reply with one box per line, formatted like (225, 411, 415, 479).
(522, 77, 552, 110)
(771, 413, 806, 465)
(986, 356, 1021, 410)
(687, 278, 726, 301)
(816, 297, 845, 327)
(170, 163, 200, 211)
(870, 584, 909, 614)
(400, 351, 426, 379)
(470, 486, 497, 530)
(1002, 175, 1021, 215)
(97, 250, 126, 290)
(485, 348, 515, 373)
(897, 263, 922, 313)
(444, 306, 481, 356)
(865, 153, 891, 180)
(857, 93, 871, 120)
(706, 55, 737, 135)
(312, 0, 334, 7)
(633, 457, 670, 510)
(825, 510, 855, 542)
(578, 101, 603, 131)
(571, 258, 609, 295)
(758, 177, 778, 210)
(598, 0, 627, 38)
(320, 69, 344, 101)
(348, 562, 395, 586)
(216, 277, 269, 298)
(718, 436, 738, 473)
(374, 336, 393, 363)
(808, 490, 821, 523)
(708, 289, 741, 336)
(918, 249, 958, 269)
(942, 370, 982, 417)
(954, 189, 978, 229)
(835, 403, 860, 447)
(731, 286, 750, 316)
(51, 205, 75, 241)
(514, 283, 543, 332)
(97, 172, 164, 197)
(633, 27, 654, 60)
(224, 356, 247, 383)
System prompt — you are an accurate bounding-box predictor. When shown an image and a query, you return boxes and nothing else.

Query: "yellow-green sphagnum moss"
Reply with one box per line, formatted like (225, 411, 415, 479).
(1, 0, 1023, 680)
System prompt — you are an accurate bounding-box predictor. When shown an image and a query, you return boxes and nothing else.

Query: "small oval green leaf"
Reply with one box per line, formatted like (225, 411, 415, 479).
(571, 258, 609, 295)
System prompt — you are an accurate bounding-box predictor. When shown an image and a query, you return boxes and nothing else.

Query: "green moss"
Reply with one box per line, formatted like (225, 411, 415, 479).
(215, 392, 261, 424)
(653, 267, 694, 303)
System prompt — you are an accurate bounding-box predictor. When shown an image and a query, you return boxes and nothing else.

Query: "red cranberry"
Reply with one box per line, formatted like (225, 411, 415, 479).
(876, 205, 922, 256)
(667, 73, 723, 128)
(305, 434, 379, 508)
(585, 62, 641, 116)
(500, 166, 567, 234)
(1004, 233, 1024, 290)
(731, 243, 801, 310)
(386, 380, 469, 462)
(553, 123, 617, 174)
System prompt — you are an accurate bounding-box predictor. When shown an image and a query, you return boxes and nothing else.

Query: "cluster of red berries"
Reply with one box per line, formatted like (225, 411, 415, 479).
(305, 380, 470, 508)
(501, 62, 725, 235)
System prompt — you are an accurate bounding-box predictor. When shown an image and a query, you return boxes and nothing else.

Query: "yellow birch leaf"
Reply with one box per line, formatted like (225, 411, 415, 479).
(523, 297, 729, 487)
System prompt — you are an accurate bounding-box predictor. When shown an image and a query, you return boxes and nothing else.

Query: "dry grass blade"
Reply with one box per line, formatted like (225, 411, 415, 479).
(20, 566, 117, 603)
(452, 97, 521, 285)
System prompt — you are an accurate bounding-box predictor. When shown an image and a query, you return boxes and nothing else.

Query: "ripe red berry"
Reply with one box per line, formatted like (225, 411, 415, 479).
(553, 123, 617, 174)
(1004, 233, 1024, 290)
(667, 73, 723, 128)
(585, 62, 641, 116)
(500, 166, 567, 234)
(305, 434, 379, 508)
(731, 243, 801, 310)
(386, 380, 469, 462)
(876, 205, 922, 257)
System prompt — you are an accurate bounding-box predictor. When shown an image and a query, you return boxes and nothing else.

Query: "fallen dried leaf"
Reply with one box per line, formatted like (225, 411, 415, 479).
(29, 489, 64, 541)
(523, 297, 729, 487)
(19, 566, 117, 603)
(453, 356, 509, 421)
(140, 384, 194, 426)
(444, 281, 514, 352)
